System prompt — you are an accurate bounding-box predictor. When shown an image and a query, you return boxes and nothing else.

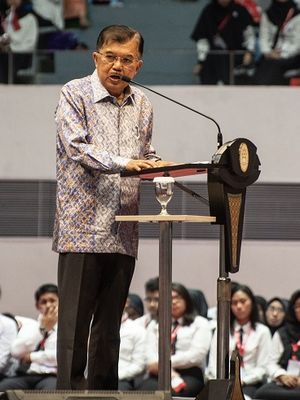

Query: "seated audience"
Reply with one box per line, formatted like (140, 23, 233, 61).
(32, 0, 63, 30)
(190, 0, 256, 84)
(140, 282, 212, 397)
(0, 0, 38, 83)
(255, 295, 267, 324)
(206, 283, 272, 399)
(118, 309, 146, 390)
(254, 290, 300, 399)
(188, 288, 208, 318)
(64, 0, 90, 29)
(124, 293, 144, 321)
(255, 0, 300, 85)
(0, 287, 19, 380)
(135, 277, 159, 329)
(265, 297, 288, 336)
(0, 283, 58, 390)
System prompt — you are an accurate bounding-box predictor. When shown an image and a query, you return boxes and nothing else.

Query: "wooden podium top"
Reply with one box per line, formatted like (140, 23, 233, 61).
(116, 214, 216, 223)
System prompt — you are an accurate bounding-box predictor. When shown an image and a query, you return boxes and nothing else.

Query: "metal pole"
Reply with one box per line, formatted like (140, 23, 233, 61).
(8, 50, 13, 84)
(216, 225, 231, 379)
(229, 51, 235, 85)
(158, 221, 173, 391)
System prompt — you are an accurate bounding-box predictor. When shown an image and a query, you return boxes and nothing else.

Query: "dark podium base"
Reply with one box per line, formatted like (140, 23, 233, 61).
(196, 379, 232, 400)
(0, 391, 172, 400)
(196, 378, 245, 400)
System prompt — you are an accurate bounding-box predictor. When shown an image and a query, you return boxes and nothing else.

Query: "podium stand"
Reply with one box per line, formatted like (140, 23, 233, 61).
(115, 214, 216, 392)
(120, 138, 260, 400)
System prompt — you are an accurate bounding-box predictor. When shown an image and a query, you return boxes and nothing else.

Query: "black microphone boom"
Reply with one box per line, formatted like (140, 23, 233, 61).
(119, 75, 223, 148)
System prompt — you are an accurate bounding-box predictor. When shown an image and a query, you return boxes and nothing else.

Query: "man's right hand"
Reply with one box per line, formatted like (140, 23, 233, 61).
(126, 159, 158, 172)
(40, 305, 58, 333)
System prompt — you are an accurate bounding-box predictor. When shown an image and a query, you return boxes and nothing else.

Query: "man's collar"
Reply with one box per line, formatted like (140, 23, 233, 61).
(91, 69, 135, 104)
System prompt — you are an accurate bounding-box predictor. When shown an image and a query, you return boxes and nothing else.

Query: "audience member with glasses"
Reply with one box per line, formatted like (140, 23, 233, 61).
(254, 290, 300, 399)
(140, 282, 211, 397)
(265, 297, 289, 336)
(53, 24, 172, 391)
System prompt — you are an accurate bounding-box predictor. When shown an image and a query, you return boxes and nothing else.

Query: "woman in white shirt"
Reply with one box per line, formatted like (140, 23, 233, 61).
(254, 289, 300, 399)
(0, 0, 38, 83)
(140, 282, 212, 397)
(206, 283, 271, 399)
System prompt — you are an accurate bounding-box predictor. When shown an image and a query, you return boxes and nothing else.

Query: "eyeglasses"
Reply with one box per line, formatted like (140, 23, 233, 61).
(267, 306, 284, 314)
(97, 52, 139, 67)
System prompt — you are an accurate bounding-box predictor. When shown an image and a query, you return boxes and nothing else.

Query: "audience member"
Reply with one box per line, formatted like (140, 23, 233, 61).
(64, 0, 90, 29)
(32, 0, 63, 30)
(124, 293, 144, 321)
(235, 0, 262, 25)
(118, 309, 146, 390)
(255, 0, 300, 85)
(135, 277, 159, 329)
(254, 289, 300, 399)
(140, 282, 211, 397)
(206, 284, 271, 399)
(0, 283, 58, 390)
(188, 288, 208, 318)
(0, 0, 38, 83)
(255, 295, 267, 324)
(265, 297, 288, 336)
(0, 287, 19, 380)
(190, 0, 256, 84)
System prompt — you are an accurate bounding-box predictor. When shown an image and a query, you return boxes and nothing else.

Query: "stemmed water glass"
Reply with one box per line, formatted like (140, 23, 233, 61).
(153, 177, 174, 215)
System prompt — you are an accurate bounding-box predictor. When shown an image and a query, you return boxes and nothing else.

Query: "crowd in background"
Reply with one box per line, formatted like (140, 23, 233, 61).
(191, 0, 300, 84)
(1, 278, 300, 399)
(1, 0, 300, 84)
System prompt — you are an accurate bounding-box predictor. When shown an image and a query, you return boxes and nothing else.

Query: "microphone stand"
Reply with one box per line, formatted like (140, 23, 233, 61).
(123, 75, 232, 392)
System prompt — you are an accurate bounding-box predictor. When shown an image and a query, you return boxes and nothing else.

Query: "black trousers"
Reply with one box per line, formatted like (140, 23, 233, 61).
(139, 367, 204, 397)
(254, 55, 300, 85)
(56, 252, 135, 390)
(0, 375, 56, 390)
(254, 381, 300, 399)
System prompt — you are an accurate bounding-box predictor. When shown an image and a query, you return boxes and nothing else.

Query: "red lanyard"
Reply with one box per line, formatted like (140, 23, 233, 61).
(170, 323, 181, 354)
(235, 326, 251, 365)
(218, 15, 231, 32)
(280, 8, 295, 33)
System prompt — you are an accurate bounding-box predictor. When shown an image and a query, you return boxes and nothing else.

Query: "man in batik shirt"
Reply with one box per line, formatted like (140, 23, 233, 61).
(53, 24, 170, 390)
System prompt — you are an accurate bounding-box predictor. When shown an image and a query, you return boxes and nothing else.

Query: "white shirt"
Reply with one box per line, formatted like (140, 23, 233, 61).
(267, 330, 292, 381)
(0, 314, 18, 377)
(144, 316, 212, 371)
(134, 314, 154, 329)
(10, 314, 57, 375)
(118, 318, 146, 380)
(206, 321, 271, 385)
(11, 316, 39, 357)
(32, 0, 64, 30)
(5, 12, 38, 53)
(259, 13, 300, 58)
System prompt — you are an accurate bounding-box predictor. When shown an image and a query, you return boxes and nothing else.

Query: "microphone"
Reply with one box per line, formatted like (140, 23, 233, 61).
(119, 75, 223, 148)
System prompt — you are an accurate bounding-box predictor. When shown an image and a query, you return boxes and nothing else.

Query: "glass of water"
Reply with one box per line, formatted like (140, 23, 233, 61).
(153, 176, 174, 215)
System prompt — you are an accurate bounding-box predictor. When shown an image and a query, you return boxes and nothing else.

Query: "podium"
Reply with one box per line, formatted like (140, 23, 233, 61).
(119, 138, 261, 400)
(115, 214, 215, 392)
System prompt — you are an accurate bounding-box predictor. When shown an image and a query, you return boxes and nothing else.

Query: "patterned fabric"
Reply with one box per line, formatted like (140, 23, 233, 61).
(52, 70, 159, 257)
